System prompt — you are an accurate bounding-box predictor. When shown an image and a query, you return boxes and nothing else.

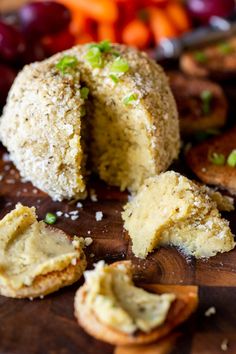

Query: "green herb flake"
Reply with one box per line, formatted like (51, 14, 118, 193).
(227, 149, 236, 167)
(110, 57, 129, 75)
(209, 152, 225, 166)
(90, 40, 111, 53)
(84, 47, 103, 68)
(123, 93, 138, 106)
(44, 212, 57, 225)
(218, 42, 233, 55)
(80, 87, 89, 99)
(200, 90, 213, 115)
(194, 51, 207, 63)
(109, 74, 119, 83)
(111, 51, 120, 57)
(56, 55, 78, 74)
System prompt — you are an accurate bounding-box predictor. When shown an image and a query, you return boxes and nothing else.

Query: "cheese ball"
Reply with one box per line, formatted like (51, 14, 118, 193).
(0, 43, 180, 200)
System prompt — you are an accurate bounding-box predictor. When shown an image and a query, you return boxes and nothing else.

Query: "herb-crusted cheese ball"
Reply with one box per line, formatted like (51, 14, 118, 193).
(122, 171, 235, 259)
(0, 42, 180, 200)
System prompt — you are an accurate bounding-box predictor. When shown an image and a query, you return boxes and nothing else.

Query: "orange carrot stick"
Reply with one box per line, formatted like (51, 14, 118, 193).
(75, 32, 96, 44)
(122, 19, 151, 49)
(148, 7, 178, 44)
(65, 0, 118, 23)
(165, 1, 191, 33)
(98, 23, 117, 42)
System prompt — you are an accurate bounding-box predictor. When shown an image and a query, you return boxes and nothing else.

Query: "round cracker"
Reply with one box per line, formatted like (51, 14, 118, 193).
(0, 234, 87, 299)
(74, 261, 198, 346)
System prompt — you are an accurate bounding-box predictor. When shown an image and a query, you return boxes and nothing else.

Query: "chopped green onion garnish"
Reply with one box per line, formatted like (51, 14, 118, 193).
(90, 40, 111, 53)
(109, 74, 119, 83)
(200, 90, 213, 115)
(110, 57, 129, 75)
(111, 51, 120, 57)
(209, 152, 225, 166)
(123, 93, 138, 106)
(80, 87, 89, 99)
(227, 149, 236, 167)
(44, 212, 57, 225)
(194, 51, 207, 63)
(84, 47, 103, 68)
(218, 42, 233, 55)
(56, 55, 78, 74)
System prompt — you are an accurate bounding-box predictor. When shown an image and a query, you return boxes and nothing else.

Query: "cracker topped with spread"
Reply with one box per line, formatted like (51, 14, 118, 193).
(74, 260, 198, 346)
(0, 203, 86, 298)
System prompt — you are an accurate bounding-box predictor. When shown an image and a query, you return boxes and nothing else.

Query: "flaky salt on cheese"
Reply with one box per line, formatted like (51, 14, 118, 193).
(122, 171, 235, 259)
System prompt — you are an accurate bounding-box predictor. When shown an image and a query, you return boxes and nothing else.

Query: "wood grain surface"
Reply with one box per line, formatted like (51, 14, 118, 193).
(1, 0, 236, 352)
(0, 144, 236, 354)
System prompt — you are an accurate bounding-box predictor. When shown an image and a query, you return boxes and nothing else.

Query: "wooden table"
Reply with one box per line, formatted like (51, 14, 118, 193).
(1, 1, 236, 350)
(0, 141, 236, 354)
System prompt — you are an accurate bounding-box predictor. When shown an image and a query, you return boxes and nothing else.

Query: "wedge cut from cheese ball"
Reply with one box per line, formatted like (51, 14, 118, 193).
(0, 203, 86, 298)
(74, 261, 198, 346)
(122, 171, 235, 259)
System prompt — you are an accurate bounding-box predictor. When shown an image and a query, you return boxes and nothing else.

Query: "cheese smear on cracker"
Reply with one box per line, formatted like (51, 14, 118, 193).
(0, 203, 82, 290)
(83, 261, 175, 334)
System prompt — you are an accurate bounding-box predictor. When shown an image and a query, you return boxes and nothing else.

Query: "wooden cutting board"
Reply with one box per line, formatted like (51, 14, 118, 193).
(0, 144, 236, 354)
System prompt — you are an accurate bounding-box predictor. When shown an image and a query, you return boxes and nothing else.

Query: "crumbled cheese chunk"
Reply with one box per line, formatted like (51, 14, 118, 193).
(95, 211, 103, 221)
(90, 189, 98, 202)
(204, 306, 216, 317)
(56, 211, 63, 217)
(84, 237, 93, 246)
(69, 210, 79, 215)
(76, 202, 83, 208)
(221, 339, 228, 351)
(71, 215, 79, 221)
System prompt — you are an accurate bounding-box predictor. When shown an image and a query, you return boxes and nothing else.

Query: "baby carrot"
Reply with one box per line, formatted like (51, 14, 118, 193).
(148, 7, 178, 44)
(98, 23, 117, 43)
(122, 19, 151, 49)
(75, 32, 96, 44)
(69, 12, 87, 36)
(74, 0, 118, 23)
(165, 1, 191, 33)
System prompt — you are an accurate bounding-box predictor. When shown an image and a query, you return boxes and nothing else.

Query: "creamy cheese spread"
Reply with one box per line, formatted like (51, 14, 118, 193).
(84, 261, 175, 334)
(0, 203, 82, 290)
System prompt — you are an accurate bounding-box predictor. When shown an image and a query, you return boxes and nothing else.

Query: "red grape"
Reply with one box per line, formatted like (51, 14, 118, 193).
(22, 40, 47, 64)
(0, 21, 26, 62)
(18, 1, 71, 37)
(187, 0, 235, 24)
(42, 29, 75, 56)
(0, 64, 16, 107)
